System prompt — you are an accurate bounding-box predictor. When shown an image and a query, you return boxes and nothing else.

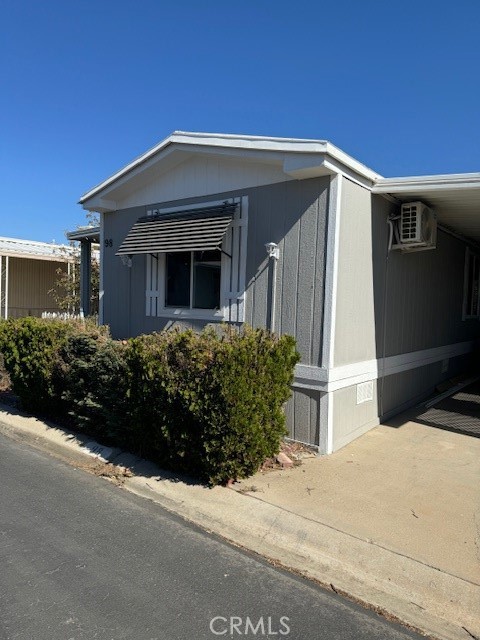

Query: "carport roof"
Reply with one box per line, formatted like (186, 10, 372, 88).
(373, 173, 480, 244)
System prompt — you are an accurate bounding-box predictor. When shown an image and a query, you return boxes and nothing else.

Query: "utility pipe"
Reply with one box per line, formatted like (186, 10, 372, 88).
(265, 242, 280, 333)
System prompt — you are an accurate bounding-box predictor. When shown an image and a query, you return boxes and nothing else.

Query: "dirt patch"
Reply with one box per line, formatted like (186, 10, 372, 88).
(260, 440, 317, 473)
(73, 459, 133, 485)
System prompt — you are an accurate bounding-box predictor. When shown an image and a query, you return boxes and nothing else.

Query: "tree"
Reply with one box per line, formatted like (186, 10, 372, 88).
(48, 214, 100, 316)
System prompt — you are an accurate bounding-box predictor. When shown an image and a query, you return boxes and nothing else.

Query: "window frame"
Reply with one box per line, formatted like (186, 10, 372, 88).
(157, 250, 226, 319)
(462, 247, 480, 320)
(145, 196, 248, 322)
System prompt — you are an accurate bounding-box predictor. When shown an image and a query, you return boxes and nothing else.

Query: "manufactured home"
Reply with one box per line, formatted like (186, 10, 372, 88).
(77, 132, 480, 453)
(0, 237, 74, 319)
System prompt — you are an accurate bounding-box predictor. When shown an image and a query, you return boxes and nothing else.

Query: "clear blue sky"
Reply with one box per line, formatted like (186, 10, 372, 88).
(1, 0, 479, 243)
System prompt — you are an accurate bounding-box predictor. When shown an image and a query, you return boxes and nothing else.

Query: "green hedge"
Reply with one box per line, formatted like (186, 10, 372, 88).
(56, 331, 129, 441)
(0, 318, 299, 485)
(0, 317, 75, 414)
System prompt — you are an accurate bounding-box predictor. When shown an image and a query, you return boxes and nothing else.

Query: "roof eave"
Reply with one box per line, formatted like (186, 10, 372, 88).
(373, 172, 480, 194)
(79, 131, 382, 209)
(66, 226, 101, 242)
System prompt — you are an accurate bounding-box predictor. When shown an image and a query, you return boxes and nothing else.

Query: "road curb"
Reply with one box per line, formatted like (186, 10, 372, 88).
(0, 404, 478, 640)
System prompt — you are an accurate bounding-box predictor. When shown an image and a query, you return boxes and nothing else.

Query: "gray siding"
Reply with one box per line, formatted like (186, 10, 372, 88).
(381, 352, 473, 418)
(102, 179, 329, 370)
(332, 383, 379, 452)
(331, 178, 479, 448)
(103, 179, 330, 446)
(331, 351, 473, 451)
(334, 178, 378, 366)
(286, 387, 323, 447)
(335, 178, 480, 366)
(245, 179, 329, 366)
(372, 196, 480, 356)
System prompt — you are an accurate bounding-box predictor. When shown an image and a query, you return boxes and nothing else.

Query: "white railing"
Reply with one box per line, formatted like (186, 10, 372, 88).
(41, 311, 84, 320)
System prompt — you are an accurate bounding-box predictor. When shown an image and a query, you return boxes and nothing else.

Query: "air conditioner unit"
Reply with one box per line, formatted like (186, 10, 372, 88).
(396, 202, 437, 250)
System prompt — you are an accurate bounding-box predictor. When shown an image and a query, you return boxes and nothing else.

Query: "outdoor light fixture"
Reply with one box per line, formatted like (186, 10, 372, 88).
(120, 254, 132, 268)
(265, 242, 279, 260)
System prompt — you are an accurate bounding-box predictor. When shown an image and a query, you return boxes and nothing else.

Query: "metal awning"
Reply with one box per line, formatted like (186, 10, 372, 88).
(116, 202, 237, 256)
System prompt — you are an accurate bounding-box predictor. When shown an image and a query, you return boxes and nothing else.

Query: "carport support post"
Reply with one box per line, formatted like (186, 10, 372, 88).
(80, 240, 92, 317)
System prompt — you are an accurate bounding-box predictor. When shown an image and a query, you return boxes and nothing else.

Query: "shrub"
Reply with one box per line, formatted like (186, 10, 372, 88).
(125, 326, 300, 484)
(0, 317, 75, 414)
(0, 318, 300, 485)
(0, 351, 10, 391)
(56, 330, 128, 441)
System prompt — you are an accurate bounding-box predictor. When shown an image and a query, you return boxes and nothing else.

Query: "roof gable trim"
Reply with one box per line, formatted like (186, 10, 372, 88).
(79, 131, 382, 211)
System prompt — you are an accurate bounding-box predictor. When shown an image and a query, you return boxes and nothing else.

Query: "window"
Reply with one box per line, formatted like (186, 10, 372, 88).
(463, 248, 480, 319)
(165, 250, 221, 310)
(145, 197, 248, 322)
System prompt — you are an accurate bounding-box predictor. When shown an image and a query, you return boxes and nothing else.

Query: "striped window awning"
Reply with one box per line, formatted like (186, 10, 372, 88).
(116, 202, 237, 256)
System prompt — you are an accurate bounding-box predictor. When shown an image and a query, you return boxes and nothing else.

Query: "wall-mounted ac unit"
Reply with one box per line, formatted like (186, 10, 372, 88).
(392, 201, 437, 251)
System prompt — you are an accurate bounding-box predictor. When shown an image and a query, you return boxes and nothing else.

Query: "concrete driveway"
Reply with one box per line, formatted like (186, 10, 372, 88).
(236, 403, 480, 587)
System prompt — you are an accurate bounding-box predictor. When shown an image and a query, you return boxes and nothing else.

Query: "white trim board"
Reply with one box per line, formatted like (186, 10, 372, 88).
(321, 174, 343, 453)
(321, 174, 343, 370)
(294, 340, 475, 392)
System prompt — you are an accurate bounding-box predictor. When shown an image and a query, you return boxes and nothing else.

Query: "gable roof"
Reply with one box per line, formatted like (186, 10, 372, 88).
(78, 131, 480, 245)
(79, 131, 383, 211)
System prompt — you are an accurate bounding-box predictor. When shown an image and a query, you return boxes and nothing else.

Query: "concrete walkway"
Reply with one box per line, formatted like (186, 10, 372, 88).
(0, 402, 478, 640)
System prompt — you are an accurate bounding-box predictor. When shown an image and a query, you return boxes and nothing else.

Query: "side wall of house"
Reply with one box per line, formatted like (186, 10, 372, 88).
(331, 178, 480, 450)
(102, 176, 330, 447)
(6, 257, 66, 318)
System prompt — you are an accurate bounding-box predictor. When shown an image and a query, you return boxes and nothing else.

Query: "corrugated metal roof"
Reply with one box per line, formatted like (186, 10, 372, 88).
(0, 236, 75, 262)
(116, 203, 236, 255)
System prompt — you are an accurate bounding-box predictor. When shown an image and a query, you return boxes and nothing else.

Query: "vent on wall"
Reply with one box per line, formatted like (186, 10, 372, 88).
(356, 380, 374, 404)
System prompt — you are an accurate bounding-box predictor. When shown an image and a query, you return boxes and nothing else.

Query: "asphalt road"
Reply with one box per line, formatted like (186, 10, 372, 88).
(0, 431, 422, 640)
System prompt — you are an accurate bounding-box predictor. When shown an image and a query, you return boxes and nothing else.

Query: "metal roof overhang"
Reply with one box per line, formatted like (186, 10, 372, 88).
(66, 226, 101, 242)
(373, 173, 480, 245)
(116, 203, 237, 256)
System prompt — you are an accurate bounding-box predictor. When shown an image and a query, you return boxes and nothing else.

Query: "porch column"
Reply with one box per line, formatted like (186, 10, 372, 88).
(80, 240, 92, 317)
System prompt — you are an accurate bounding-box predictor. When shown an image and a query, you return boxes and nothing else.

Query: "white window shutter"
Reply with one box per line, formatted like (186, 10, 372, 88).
(146, 253, 161, 317)
(222, 196, 248, 323)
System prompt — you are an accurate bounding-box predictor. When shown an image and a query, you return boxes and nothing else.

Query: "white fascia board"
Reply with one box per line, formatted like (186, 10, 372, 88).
(172, 131, 331, 152)
(324, 142, 382, 183)
(79, 131, 382, 207)
(373, 172, 480, 194)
